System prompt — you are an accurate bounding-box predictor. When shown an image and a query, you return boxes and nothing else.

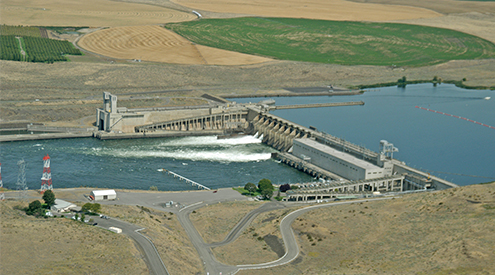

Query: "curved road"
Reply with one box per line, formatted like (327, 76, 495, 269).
(94, 217, 170, 275)
(178, 197, 394, 274)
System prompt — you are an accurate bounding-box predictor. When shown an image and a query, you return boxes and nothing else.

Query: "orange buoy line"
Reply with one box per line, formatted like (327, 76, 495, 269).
(415, 106, 495, 129)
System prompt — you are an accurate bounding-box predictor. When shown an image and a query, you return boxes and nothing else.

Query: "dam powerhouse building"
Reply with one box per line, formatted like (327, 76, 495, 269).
(96, 92, 457, 200)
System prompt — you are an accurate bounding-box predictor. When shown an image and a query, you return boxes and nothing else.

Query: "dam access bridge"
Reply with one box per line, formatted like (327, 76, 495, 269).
(95, 92, 457, 194)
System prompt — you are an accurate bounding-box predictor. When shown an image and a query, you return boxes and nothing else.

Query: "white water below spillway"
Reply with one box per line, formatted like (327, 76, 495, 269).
(91, 135, 268, 163)
(0, 135, 313, 191)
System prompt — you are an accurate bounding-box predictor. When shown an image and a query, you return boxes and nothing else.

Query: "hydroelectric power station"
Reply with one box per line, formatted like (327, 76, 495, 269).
(96, 92, 457, 197)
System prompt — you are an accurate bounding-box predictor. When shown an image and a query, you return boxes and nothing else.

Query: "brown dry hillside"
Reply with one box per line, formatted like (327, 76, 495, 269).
(0, 200, 148, 275)
(238, 182, 495, 275)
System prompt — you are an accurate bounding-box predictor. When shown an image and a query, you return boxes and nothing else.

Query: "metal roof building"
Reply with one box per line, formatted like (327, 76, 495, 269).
(292, 138, 391, 181)
(51, 199, 77, 212)
(90, 190, 117, 201)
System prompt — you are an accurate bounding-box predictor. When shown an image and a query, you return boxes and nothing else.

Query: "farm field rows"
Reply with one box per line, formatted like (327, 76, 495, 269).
(77, 25, 272, 65)
(0, 26, 82, 62)
(0, 0, 195, 27)
(171, 0, 441, 21)
(166, 17, 495, 66)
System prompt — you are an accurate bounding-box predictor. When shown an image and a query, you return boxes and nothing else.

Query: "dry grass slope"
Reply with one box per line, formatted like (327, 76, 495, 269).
(101, 204, 204, 274)
(238, 182, 495, 274)
(190, 201, 263, 243)
(0, 200, 148, 275)
(212, 208, 297, 265)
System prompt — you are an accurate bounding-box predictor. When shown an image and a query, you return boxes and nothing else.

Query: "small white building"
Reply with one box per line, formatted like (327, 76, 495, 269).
(51, 199, 77, 212)
(109, 227, 122, 234)
(90, 190, 117, 201)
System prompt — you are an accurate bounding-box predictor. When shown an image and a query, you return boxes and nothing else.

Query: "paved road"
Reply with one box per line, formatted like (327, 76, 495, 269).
(74, 215, 170, 275)
(177, 197, 393, 274)
(207, 202, 286, 248)
(99, 188, 247, 213)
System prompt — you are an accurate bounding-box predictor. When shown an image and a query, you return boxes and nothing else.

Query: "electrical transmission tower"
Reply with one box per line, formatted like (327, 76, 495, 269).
(16, 159, 28, 200)
(40, 154, 53, 193)
(0, 163, 4, 201)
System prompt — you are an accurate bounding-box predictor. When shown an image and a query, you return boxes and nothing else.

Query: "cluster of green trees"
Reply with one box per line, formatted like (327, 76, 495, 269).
(244, 178, 274, 199)
(23, 36, 82, 63)
(0, 35, 24, 61)
(0, 24, 82, 63)
(24, 190, 56, 217)
(81, 202, 101, 214)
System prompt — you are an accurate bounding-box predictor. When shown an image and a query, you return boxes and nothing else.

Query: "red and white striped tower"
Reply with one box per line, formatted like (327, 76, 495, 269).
(0, 163, 4, 201)
(40, 155, 53, 193)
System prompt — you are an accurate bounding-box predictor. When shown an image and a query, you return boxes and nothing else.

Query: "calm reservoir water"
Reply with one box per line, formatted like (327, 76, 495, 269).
(1, 84, 493, 190)
(236, 83, 495, 185)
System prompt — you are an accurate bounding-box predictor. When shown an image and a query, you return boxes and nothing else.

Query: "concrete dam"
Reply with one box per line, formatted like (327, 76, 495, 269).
(96, 92, 457, 198)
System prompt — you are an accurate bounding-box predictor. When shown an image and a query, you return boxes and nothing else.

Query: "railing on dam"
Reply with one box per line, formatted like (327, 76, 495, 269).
(286, 175, 405, 201)
(250, 111, 379, 164)
(135, 111, 249, 132)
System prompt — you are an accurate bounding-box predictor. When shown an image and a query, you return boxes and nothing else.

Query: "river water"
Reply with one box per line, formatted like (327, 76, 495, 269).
(1, 84, 493, 190)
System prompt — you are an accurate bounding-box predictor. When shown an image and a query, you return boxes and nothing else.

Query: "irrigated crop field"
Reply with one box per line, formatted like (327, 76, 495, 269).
(167, 17, 495, 66)
(77, 25, 272, 65)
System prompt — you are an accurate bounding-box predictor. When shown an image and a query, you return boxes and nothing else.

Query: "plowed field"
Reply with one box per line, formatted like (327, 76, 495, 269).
(0, 0, 195, 27)
(171, 0, 441, 21)
(78, 25, 272, 65)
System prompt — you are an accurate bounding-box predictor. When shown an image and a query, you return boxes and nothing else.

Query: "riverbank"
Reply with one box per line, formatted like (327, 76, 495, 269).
(0, 129, 229, 142)
(0, 132, 94, 142)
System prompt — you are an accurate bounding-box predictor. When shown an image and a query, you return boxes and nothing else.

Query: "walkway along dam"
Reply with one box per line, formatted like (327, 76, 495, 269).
(95, 92, 457, 196)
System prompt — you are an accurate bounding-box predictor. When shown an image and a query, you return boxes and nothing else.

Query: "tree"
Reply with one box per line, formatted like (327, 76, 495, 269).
(244, 182, 257, 194)
(261, 189, 273, 200)
(397, 76, 407, 88)
(82, 202, 101, 213)
(279, 184, 291, 192)
(258, 179, 273, 192)
(42, 190, 56, 207)
(25, 200, 43, 216)
(91, 203, 101, 213)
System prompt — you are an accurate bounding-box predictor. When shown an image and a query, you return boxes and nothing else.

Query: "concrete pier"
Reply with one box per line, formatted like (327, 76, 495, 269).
(269, 101, 364, 110)
(0, 132, 94, 142)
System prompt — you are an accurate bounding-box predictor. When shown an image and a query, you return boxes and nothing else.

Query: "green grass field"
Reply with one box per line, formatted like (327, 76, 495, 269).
(166, 17, 495, 66)
(0, 25, 81, 62)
